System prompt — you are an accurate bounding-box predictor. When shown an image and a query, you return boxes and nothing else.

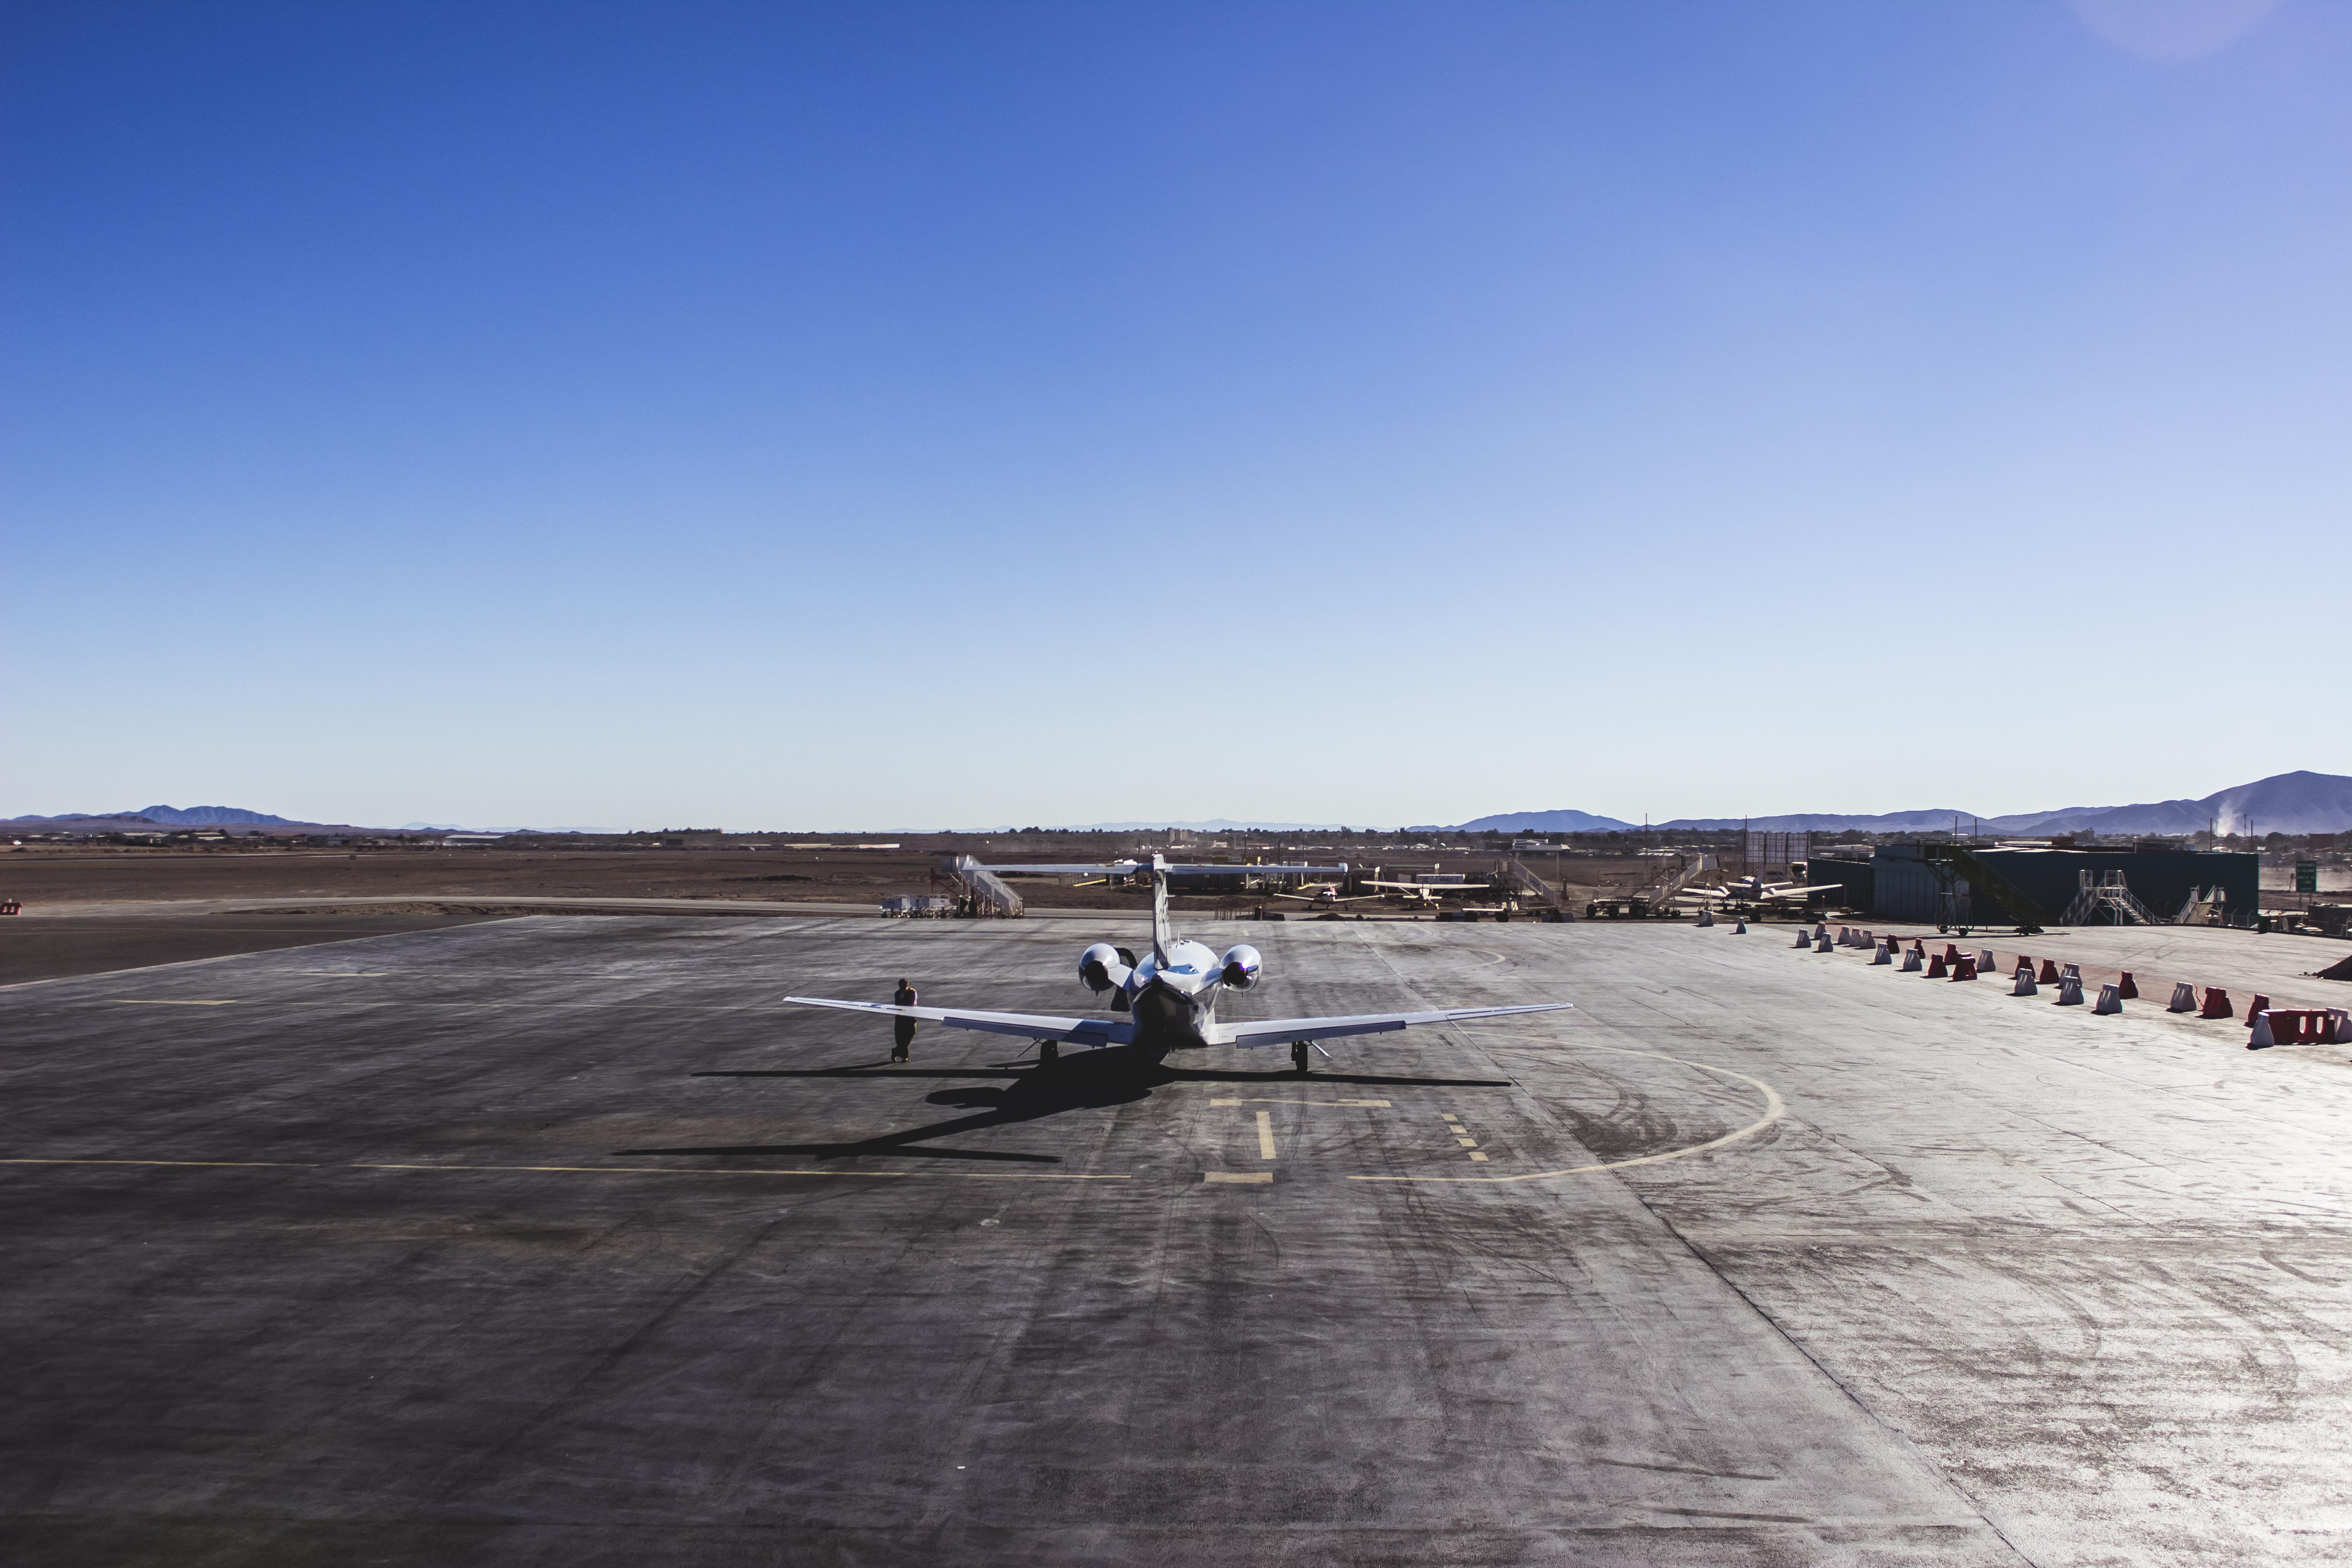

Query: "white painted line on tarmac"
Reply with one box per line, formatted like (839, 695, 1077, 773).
(1208, 1098, 1392, 1108)
(1352, 1036, 1787, 1186)
(1255, 1111, 1278, 1160)
(1204, 1171, 1272, 1184)
(106, 999, 238, 1006)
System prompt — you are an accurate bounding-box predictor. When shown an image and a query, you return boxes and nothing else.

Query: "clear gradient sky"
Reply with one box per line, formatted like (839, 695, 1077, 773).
(5, 1, 2345, 830)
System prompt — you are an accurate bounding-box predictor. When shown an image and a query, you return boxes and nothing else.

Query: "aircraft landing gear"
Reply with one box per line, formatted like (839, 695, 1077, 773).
(1038, 1039, 1058, 1066)
(1291, 1040, 1311, 1075)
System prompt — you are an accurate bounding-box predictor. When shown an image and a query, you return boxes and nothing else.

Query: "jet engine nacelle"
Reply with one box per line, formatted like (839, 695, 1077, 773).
(1078, 942, 1132, 994)
(1219, 944, 1263, 990)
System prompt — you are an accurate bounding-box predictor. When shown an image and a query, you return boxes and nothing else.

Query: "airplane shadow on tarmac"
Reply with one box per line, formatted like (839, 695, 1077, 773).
(614, 1047, 1512, 1165)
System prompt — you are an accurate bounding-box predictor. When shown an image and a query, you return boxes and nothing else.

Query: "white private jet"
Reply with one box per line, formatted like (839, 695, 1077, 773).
(786, 854, 1569, 1073)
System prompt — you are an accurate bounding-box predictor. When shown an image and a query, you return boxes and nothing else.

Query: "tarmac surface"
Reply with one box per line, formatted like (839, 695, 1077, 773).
(3, 914, 2348, 1565)
(0, 910, 498, 985)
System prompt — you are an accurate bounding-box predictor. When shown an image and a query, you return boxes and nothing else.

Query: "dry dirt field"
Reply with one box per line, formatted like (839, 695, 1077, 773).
(0, 840, 1670, 917)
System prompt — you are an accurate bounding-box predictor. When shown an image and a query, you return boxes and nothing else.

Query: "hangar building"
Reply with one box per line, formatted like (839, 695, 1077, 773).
(1804, 843, 2259, 927)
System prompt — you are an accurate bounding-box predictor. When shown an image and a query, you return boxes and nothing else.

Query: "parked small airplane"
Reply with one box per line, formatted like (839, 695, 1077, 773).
(1674, 875, 1842, 906)
(787, 854, 1569, 1073)
(1360, 872, 1481, 908)
(1271, 880, 1382, 907)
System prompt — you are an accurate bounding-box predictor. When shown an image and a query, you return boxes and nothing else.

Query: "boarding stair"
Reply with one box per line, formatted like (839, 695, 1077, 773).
(2058, 869, 2162, 927)
(1628, 853, 1705, 917)
(1501, 857, 1564, 911)
(942, 856, 1025, 918)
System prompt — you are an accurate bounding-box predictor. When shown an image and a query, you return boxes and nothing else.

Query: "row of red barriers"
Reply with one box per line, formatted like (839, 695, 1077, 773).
(1800, 931, 2346, 1047)
(2249, 1008, 2351, 1048)
(0, 898, 20, 916)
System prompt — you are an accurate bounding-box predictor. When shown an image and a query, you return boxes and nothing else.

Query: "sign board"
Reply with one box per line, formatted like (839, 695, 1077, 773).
(2296, 860, 2319, 893)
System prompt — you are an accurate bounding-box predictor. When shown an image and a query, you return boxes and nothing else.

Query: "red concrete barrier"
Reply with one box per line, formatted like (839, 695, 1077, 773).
(2117, 971, 2137, 1000)
(0, 899, 19, 916)
(1926, 953, 1949, 978)
(2250, 1009, 2335, 1048)
(2200, 987, 2234, 1020)
(2038, 958, 2061, 984)
(1952, 956, 1977, 981)
(2245, 994, 2271, 1025)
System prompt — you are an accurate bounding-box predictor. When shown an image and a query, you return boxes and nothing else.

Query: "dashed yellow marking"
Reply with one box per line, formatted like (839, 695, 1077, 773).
(1204, 1171, 1272, 1184)
(1468, 1152, 1489, 1162)
(1455, 1137, 1479, 1148)
(1255, 1111, 1277, 1161)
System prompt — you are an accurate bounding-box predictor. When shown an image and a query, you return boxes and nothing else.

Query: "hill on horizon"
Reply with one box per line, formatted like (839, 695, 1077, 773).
(1452, 808, 1639, 834)
(1453, 771, 2352, 837)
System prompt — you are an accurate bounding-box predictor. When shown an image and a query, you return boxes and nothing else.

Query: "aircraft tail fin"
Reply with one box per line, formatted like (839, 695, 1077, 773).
(1150, 854, 1173, 963)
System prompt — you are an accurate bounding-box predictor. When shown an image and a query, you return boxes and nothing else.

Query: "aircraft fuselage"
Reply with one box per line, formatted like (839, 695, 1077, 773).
(1123, 938, 1225, 1048)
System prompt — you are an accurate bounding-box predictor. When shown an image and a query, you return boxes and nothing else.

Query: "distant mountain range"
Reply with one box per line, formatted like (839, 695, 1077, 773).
(5, 804, 299, 828)
(1068, 818, 1365, 832)
(9, 771, 2347, 839)
(1451, 808, 1642, 833)
(1456, 771, 2352, 837)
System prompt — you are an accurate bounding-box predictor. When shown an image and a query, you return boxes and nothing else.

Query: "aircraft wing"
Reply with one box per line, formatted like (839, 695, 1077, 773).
(1161, 862, 1348, 876)
(976, 862, 1139, 877)
(1760, 883, 1842, 899)
(976, 861, 1348, 877)
(784, 996, 1133, 1046)
(1212, 1001, 1571, 1047)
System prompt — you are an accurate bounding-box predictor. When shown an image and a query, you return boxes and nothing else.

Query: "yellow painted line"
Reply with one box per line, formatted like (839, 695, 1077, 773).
(1254, 1111, 1277, 1161)
(0, 1157, 1127, 1182)
(1204, 1171, 1272, 1185)
(1455, 1137, 1479, 1148)
(107, 1000, 237, 1007)
(1208, 1098, 1391, 1108)
(1468, 1152, 1489, 1162)
(1352, 1037, 1787, 1186)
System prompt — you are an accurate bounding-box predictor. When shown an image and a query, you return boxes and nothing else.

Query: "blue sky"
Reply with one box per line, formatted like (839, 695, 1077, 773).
(5, 0, 2344, 829)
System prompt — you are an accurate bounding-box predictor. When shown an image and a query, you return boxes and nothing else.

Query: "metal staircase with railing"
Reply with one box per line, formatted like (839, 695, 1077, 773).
(2059, 869, 2161, 926)
(1501, 857, 1564, 911)
(942, 855, 1025, 918)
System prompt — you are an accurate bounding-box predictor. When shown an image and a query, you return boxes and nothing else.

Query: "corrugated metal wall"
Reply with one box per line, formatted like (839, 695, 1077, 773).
(1854, 845, 2258, 926)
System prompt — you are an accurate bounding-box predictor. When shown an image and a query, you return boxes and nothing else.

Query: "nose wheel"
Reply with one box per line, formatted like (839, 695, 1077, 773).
(1291, 1040, 1311, 1075)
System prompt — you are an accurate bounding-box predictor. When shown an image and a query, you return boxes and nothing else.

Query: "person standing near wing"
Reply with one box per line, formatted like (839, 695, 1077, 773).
(891, 978, 917, 1061)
